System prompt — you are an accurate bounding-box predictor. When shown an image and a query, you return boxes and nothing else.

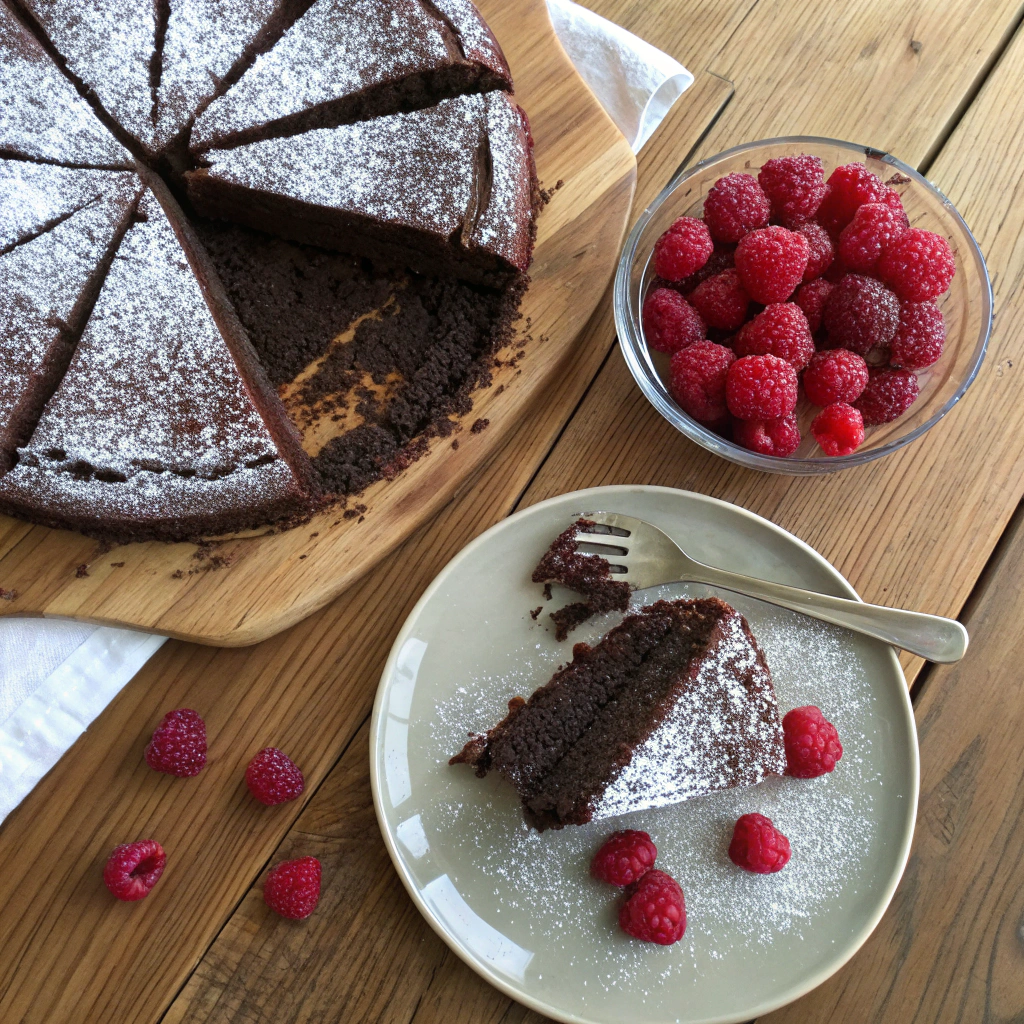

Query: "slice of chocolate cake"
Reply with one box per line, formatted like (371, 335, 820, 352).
(451, 598, 787, 831)
(188, 0, 511, 154)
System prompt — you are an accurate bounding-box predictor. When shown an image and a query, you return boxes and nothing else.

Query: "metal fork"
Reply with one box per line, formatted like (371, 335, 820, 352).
(573, 512, 968, 663)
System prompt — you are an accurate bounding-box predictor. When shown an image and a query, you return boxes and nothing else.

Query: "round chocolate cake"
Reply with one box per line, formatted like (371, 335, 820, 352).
(0, 0, 537, 541)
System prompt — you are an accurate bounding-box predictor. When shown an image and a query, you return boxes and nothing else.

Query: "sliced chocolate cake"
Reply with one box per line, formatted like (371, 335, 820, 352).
(451, 598, 787, 831)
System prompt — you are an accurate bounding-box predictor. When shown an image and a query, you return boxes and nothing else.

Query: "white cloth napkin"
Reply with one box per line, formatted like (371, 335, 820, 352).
(0, 2, 692, 826)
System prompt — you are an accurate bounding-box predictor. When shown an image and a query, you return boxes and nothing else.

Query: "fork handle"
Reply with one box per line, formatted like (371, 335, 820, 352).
(684, 563, 968, 663)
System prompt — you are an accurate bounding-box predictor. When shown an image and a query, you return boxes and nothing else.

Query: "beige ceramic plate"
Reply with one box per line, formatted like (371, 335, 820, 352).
(370, 485, 919, 1024)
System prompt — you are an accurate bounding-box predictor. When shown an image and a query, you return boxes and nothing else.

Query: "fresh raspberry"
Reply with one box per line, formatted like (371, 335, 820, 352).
(783, 705, 843, 778)
(735, 226, 809, 304)
(653, 216, 714, 281)
(145, 708, 207, 777)
(758, 154, 828, 227)
(728, 813, 792, 873)
(677, 246, 735, 295)
(103, 840, 166, 901)
(822, 274, 899, 354)
(726, 354, 798, 421)
(891, 301, 945, 369)
(802, 349, 869, 405)
(734, 303, 814, 370)
(590, 830, 658, 887)
(796, 221, 834, 281)
(811, 403, 865, 456)
(854, 368, 920, 424)
(877, 228, 956, 301)
(618, 870, 686, 944)
(838, 202, 907, 273)
(263, 856, 321, 919)
(795, 279, 833, 333)
(816, 163, 895, 235)
(669, 341, 735, 425)
(733, 414, 801, 457)
(642, 288, 705, 354)
(246, 747, 306, 805)
(702, 172, 770, 243)
(689, 268, 750, 330)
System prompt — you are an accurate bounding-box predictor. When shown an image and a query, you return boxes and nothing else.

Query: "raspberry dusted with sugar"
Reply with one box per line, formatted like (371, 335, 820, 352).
(103, 840, 166, 901)
(653, 216, 714, 282)
(891, 301, 945, 369)
(689, 268, 750, 330)
(758, 154, 828, 227)
(878, 228, 956, 301)
(734, 303, 814, 370)
(669, 341, 735, 425)
(733, 414, 801, 457)
(735, 226, 809, 304)
(702, 172, 770, 243)
(816, 163, 893, 235)
(795, 279, 833, 333)
(838, 202, 907, 273)
(642, 288, 705, 354)
(246, 747, 306, 805)
(729, 813, 792, 874)
(811, 403, 865, 456)
(263, 856, 322, 919)
(802, 349, 869, 406)
(783, 705, 843, 778)
(796, 221, 834, 282)
(854, 368, 920, 424)
(590, 830, 658, 887)
(618, 869, 686, 945)
(822, 274, 899, 354)
(726, 354, 798, 421)
(145, 708, 207, 777)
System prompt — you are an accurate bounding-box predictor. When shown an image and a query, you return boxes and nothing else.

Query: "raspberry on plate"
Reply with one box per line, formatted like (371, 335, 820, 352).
(795, 278, 833, 333)
(734, 303, 814, 370)
(618, 869, 686, 944)
(816, 163, 897, 235)
(822, 274, 899, 354)
(263, 856, 321, 920)
(838, 202, 907, 273)
(702, 172, 770, 243)
(758, 154, 828, 227)
(246, 747, 306, 805)
(653, 216, 714, 282)
(642, 288, 706, 354)
(811, 402, 865, 456)
(145, 708, 207, 777)
(854, 368, 920, 424)
(689, 268, 750, 330)
(878, 227, 956, 301)
(802, 348, 869, 406)
(103, 840, 166, 901)
(735, 226, 809, 304)
(783, 705, 843, 778)
(726, 354, 798, 421)
(669, 341, 736, 425)
(590, 830, 657, 887)
(728, 813, 792, 874)
(733, 414, 801, 457)
(796, 221, 834, 282)
(891, 301, 945, 369)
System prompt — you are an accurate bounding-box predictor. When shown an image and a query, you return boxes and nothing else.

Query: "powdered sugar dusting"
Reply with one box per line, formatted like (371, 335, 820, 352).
(427, 0, 508, 75)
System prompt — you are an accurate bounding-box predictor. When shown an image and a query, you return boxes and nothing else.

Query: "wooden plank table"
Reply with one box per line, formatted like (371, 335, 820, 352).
(3, 0, 1024, 1021)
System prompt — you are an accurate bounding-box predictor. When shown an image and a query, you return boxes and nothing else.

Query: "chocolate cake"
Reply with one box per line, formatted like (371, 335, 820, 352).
(451, 598, 787, 831)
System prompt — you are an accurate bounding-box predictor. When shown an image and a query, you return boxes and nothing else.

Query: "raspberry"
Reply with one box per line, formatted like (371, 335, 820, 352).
(838, 202, 907, 273)
(726, 354, 798, 421)
(246, 747, 306, 805)
(802, 348, 869, 405)
(689, 268, 750, 330)
(811, 402, 865, 456)
(103, 840, 166, 901)
(728, 813, 792, 873)
(758, 154, 828, 227)
(877, 228, 956, 301)
(618, 870, 686, 945)
(796, 221, 834, 281)
(677, 245, 735, 295)
(702, 172, 770, 243)
(669, 341, 735, 425)
(822, 274, 899, 354)
(590, 830, 657, 887)
(642, 288, 705, 354)
(816, 163, 894, 235)
(795, 279, 833, 333)
(734, 303, 814, 370)
(653, 216, 714, 281)
(145, 708, 207, 777)
(891, 301, 945, 369)
(783, 705, 843, 778)
(854, 368, 920, 424)
(263, 856, 321, 919)
(733, 414, 801, 457)
(735, 226, 809, 304)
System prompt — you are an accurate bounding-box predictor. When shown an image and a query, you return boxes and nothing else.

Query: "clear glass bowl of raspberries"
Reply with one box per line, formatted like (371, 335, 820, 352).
(615, 137, 992, 473)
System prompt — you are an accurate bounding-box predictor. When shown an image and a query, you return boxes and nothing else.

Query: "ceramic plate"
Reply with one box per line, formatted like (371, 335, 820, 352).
(370, 485, 919, 1024)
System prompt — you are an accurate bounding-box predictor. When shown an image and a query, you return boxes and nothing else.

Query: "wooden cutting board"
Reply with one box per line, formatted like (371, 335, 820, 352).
(0, 0, 636, 645)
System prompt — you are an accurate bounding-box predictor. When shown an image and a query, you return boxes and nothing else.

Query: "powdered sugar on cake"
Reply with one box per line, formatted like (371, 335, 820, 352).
(425, 0, 509, 75)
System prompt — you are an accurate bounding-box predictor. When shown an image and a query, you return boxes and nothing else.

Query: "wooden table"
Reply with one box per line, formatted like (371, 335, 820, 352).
(2, 1, 1023, 1021)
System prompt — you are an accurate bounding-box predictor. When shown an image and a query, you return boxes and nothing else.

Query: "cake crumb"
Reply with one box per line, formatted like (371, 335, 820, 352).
(0, 587, 19, 601)
(543, 583, 552, 600)
(530, 606, 542, 620)
(343, 508, 359, 519)
(75, 564, 89, 578)
(471, 418, 490, 434)
(451, 439, 460, 450)
(110, 561, 125, 568)
(299, 554, 307, 559)
(171, 569, 185, 579)
(309, 532, 319, 539)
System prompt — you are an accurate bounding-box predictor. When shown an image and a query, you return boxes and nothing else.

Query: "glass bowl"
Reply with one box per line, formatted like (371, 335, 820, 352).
(613, 136, 993, 474)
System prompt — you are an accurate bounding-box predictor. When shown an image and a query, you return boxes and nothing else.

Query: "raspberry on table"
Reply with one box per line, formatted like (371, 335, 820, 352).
(783, 705, 843, 778)
(822, 274, 899, 354)
(726, 354, 798, 421)
(838, 202, 907, 273)
(590, 830, 658, 887)
(618, 869, 686, 944)
(816, 163, 896, 235)
(728, 813, 792, 873)
(802, 348, 869, 405)
(689, 268, 750, 330)
(676, 246, 735, 295)
(734, 303, 814, 370)
(653, 216, 714, 281)
(758, 154, 828, 227)
(811, 402, 865, 456)
(263, 856, 322, 919)
(702, 172, 770, 243)
(669, 341, 736, 425)
(733, 414, 801, 457)
(795, 278, 833, 333)
(891, 301, 946, 369)
(642, 288, 706, 354)
(103, 840, 166, 901)
(735, 226, 809, 304)
(796, 220, 834, 281)
(246, 747, 306, 805)
(145, 708, 207, 777)
(854, 368, 920, 424)
(878, 228, 956, 301)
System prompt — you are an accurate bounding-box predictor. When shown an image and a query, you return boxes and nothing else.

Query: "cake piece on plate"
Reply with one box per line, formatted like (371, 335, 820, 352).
(451, 597, 787, 830)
